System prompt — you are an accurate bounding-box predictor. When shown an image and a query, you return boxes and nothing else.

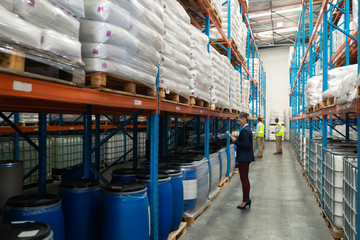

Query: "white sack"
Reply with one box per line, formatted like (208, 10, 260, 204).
(49, 0, 85, 18)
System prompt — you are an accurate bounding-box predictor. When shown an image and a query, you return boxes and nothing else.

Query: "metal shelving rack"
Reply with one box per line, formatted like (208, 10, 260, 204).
(0, 1, 266, 239)
(289, 0, 360, 239)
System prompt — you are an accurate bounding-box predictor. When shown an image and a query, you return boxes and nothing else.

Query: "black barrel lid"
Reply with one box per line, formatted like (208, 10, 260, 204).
(136, 173, 170, 181)
(103, 182, 146, 193)
(159, 169, 181, 176)
(59, 179, 99, 189)
(0, 160, 23, 167)
(112, 168, 142, 176)
(6, 194, 60, 208)
(0, 221, 51, 240)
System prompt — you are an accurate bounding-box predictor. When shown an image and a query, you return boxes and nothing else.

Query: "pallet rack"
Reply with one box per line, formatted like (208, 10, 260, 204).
(289, 0, 360, 239)
(0, 1, 266, 239)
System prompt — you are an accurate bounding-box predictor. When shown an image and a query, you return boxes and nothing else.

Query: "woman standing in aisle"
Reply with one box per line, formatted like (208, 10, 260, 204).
(231, 112, 255, 209)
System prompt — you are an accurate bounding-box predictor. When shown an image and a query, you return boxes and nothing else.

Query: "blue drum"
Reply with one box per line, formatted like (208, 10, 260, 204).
(100, 182, 150, 240)
(136, 173, 172, 240)
(111, 168, 142, 183)
(0, 221, 53, 239)
(159, 169, 183, 231)
(3, 194, 64, 240)
(59, 179, 101, 240)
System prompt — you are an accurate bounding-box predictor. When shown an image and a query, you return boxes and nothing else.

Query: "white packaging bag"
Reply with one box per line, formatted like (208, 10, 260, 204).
(49, 0, 85, 18)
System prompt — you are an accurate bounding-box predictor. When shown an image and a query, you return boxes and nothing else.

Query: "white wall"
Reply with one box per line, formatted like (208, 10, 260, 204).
(259, 46, 290, 140)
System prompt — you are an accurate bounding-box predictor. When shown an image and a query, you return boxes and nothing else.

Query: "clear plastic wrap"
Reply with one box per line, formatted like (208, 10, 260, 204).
(305, 75, 323, 107)
(114, 0, 164, 35)
(13, 0, 80, 40)
(161, 51, 190, 70)
(353, 0, 358, 28)
(162, 38, 190, 57)
(334, 71, 358, 105)
(41, 30, 81, 62)
(83, 58, 156, 90)
(0, 0, 12, 11)
(209, 152, 221, 197)
(163, 0, 190, 24)
(82, 43, 160, 66)
(49, 0, 85, 18)
(160, 55, 189, 76)
(0, 6, 42, 49)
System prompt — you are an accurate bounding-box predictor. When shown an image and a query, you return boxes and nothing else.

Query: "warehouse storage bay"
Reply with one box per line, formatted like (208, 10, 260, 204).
(0, 0, 358, 240)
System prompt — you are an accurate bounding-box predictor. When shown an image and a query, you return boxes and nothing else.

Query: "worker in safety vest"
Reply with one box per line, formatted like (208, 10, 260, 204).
(253, 117, 264, 158)
(273, 117, 284, 155)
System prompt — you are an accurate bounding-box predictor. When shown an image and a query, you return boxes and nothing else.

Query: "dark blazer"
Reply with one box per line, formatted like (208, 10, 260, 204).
(235, 124, 255, 163)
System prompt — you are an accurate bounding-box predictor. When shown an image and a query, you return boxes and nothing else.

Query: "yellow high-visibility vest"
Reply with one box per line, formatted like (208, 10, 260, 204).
(275, 122, 284, 137)
(257, 122, 264, 138)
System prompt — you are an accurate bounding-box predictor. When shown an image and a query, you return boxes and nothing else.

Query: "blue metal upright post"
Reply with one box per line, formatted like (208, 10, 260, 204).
(95, 114, 100, 171)
(150, 113, 159, 240)
(196, 116, 200, 147)
(308, 118, 313, 183)
(174, 118, 178, 152)
(357, 2, 360, 237)
(38, 111, 47, 194)
(205, 117, 210, 160)
(14, 113, 19, 160)
(226, 118, 231, 177)
(83, 105, 92, 179)
(133, 116, 138, 169)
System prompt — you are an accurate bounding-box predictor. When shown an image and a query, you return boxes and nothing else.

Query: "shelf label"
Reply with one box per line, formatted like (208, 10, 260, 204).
(134, 100, 142, 106)
(13, 81, 32, 92)
(176, 107, 180, 111)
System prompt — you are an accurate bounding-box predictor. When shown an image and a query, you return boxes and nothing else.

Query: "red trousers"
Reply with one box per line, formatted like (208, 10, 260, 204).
(238, 162, 251, 202)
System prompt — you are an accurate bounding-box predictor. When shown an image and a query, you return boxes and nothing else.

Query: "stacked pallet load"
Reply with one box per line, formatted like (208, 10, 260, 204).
(0, 0, 84, 83)
(80, 0, 163, 93)
(209, 0, 247, 60)
(210, 46, 231, 109)
(230, 68, 241, 112)
(240, 68, 251, 113)
(189, 25, 212, 104)
(305, 75, 322, 109)
(248, 58, 260, 81)
(160, 0, 191, 99)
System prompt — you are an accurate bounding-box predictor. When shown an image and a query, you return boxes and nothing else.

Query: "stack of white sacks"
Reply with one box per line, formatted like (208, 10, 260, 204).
(0, 0, 83, 64)
(230, 69, 241, 111)
(241, 70, 251, 113)
(210, 46, 230, 108)
(80, 0, 163, 90)
(269, 109, 285, 124)
(160, 0, 191, 98)
(189, 25, 212, 100)
(248, 58, 260, 81)
(209, 0, 247, 59)
(305, 64, 358, 108)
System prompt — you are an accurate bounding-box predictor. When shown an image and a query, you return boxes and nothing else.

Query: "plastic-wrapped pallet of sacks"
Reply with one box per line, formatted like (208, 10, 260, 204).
(0, 6, 42, 49)
(230, 69, 241, 111)
(248, 58, 260, 81)
(81, 0, 163, 91)
(315, 59, 322, 76)
(353, 0, 358, 28)
(322, 64, 357, 100)
(219, 148, 228, 181)
(189, 25, 212, 101)
(208, 152, 220, 200)
(210, 46, 229, 108)
(49, 0, 85, 19)
(241, 79, 251, 113)
(159, 0, 191, 98)
(269, 109, 285, 124)
(305, 75, 323, 108)
(334, 64, 358, 105)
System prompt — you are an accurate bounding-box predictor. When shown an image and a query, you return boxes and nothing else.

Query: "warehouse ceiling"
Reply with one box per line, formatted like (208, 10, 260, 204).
(248, 0, 322, 48)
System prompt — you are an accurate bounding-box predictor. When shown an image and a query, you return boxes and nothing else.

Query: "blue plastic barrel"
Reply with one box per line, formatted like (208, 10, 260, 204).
(100, 182, 150, 240)
(159, 169, 183, 231)
(3, 194, 64, 240)
(59, 179, 101, 240)
(0, 221, 53, 239)
(136, 173, 172, 240)
(111, 168, 142, 183)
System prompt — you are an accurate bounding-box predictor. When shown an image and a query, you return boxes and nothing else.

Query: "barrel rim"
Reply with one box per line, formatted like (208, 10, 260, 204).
(0, 221, 52, 239)
(103, 182, 147, 194)
(6, 194, 60, 208)
(0, 160, 23, 167)
(59, 179, 100, 189)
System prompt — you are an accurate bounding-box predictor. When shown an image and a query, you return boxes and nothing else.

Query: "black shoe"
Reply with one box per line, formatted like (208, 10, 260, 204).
(273, 152, 280, 155)
(237, 199, 251, 209)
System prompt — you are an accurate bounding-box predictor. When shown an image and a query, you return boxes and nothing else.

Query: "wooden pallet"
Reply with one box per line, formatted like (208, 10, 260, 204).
(190, 97, 210, 108)
(86, 73, 156, 98)
(159, 88, 190, 105)
(223, 108, 231, 113)
(0, 49, 85, 86)
(321, 210, 343, 239)
(315, 102, 324, 111)
(322, 96, 335, 108)
(218, 177, 229, 189)
(210, 104, 216, 111)
(167, 222, 187, 240)
(183, 204, 211, 226)
(231, 109, 240, 114)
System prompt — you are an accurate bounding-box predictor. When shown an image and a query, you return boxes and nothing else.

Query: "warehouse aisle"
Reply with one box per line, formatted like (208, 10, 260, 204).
(183, 141, 333, 240)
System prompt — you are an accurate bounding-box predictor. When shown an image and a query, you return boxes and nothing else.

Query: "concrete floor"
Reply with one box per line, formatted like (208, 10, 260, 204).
(183, 141, 333, 240)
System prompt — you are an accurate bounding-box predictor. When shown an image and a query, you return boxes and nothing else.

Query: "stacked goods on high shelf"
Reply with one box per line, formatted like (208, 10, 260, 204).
(189, 25, 212, 102)
(159, 0, 191, 98)
(0, 0, 84, 81)
(248, 101, 264, 118)
(210, 46, 231, 109)
(305, 64, 358, 109)
(240, 71, 251, 113)
(209, 0, 247, 59)
(80, 0, 163, 91)
(248, 58, 260, 81)
(268, 109, 285, 141)
(230, 69, 241, 111)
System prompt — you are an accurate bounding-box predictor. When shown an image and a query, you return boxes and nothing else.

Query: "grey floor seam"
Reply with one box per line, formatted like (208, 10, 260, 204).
(182, 141, 334, 240)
